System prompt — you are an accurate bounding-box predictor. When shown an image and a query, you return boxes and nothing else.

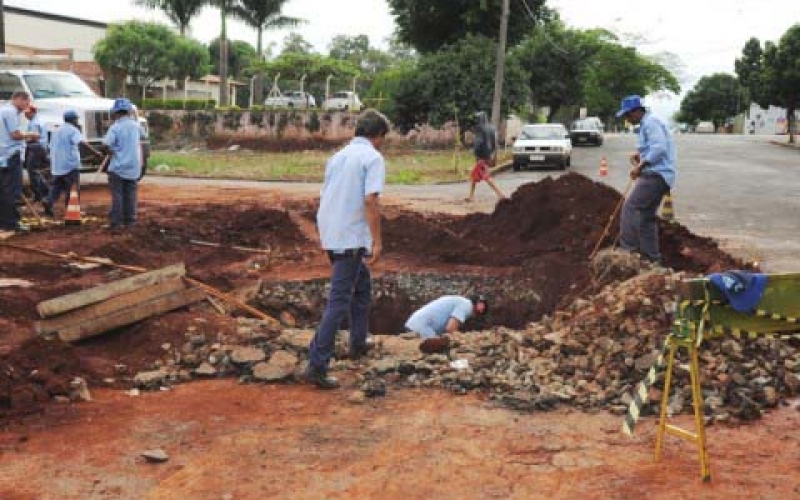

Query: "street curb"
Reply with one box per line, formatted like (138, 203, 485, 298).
(769, 140, 800, 150)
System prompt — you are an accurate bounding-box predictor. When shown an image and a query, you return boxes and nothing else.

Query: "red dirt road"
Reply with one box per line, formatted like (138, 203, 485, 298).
(1, 381, 798, 500)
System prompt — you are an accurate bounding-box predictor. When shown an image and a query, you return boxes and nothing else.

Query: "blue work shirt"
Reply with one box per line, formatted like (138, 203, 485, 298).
(104, 116, 143, 180)
(316, 137, 385, 251)
(49, 122, 82, 176)
(638, 112, 676, 188)
(26, 116, 48, 148)
(405, 296, 474, 339)
(0, 103, 24, 166)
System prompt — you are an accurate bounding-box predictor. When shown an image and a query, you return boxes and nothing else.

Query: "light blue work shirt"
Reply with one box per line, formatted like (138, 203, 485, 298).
(26, 116, 48, 148)
(49, 123, 82, 176)
(405, 296, 474, 339)
(638, 112, 676, 188)
(0, 103, 24, 166)
(316, 137, 386, 251)
(104, 116, 143, 180)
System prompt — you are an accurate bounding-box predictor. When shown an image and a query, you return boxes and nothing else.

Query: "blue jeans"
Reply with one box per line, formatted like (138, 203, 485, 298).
(308, 251, 372, 372)
(0, 154, 23, 229)
(619, 174, 669, 261)
(24, 144, 50, 201)
(47, 170, 80, 210)
(108, 172, 138, 227)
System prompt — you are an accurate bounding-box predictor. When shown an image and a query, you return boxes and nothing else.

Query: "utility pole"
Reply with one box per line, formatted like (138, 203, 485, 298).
(491, 0, 510, 133)
(0, 0, 6, 54)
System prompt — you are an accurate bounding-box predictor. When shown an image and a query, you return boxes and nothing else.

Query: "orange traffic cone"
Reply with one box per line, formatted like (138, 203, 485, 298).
(64, 185, 82, 226)
(599, 156, 609, 177)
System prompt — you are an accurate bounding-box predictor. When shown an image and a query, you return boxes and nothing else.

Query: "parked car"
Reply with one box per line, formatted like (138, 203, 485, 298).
(512, 123, 572, 170)
(695, 121, 715, 133)
(264, 91, 316, 109)
(570, 118, 604, 146)
(322, 91, 363, 112)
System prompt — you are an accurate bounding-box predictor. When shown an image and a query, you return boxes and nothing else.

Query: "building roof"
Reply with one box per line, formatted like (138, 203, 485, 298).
(199, 75, 247, 86)
(3, 5, 108, 30)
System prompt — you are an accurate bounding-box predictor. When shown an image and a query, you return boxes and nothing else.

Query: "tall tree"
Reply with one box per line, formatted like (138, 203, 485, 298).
(677, 73, 742, 127)
(207, 0, 242, 106)
(735, 37, 767, 105)
(132, 0, 205, 36)
(172, 36, 212, 83)
(387, 0, 552, 53)
(94, 21, 179, 92)
(281, 32, 314, 56)
(209, 38, 257, 78)
(236, 0, 303, 103)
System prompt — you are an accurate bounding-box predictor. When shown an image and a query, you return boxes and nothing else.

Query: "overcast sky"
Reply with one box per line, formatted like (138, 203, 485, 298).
(8, 0, 798, 117)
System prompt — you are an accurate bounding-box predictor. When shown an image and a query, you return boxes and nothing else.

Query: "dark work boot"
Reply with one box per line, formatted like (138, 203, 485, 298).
(304, 363, 340, 390)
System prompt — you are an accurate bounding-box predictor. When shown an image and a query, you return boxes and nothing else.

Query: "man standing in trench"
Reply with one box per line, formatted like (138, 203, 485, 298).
(615, 95, 676, 263)
(305, 109, 391, 389)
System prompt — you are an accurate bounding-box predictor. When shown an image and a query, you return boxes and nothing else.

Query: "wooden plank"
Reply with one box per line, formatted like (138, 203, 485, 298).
(35, 279, 187, 336)
(57, 287, 206, 343)
(36, 263, 186, 318)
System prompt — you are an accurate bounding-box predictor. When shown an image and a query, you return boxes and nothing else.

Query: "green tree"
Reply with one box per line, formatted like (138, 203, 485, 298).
(677, 73, 742, 127)
(328, 34, 395, 75)
(94, 21, 178, 92)
(236, 0, 304, 105)
(132, 0, 205, 36)
(255, 52, 360, 100)
(207, 0, 243, 106)
(172, 36, 211, 82)
(387, 0, 552, 53)
(391, 35, 529, 132)
(281, 32, 314, 55)
(209, 38, 257, 78)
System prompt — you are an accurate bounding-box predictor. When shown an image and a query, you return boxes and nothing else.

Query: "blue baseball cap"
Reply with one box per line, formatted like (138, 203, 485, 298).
(708, 271, 768, 314)
(63, 110, 79, 121)
(616, 95, 645, 118)
(110, 97, 132, 114)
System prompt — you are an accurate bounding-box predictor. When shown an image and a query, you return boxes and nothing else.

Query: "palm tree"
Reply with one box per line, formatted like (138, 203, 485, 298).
(207, 0, 243, 106)
(133, 0, 206, 36)
(236, 0, 304, 103)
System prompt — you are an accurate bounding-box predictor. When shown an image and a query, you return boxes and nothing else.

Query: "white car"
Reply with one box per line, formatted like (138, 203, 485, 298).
(512, 123, 572, 170)
(322, 91, 363, 112)
(264, 91, 316, 109)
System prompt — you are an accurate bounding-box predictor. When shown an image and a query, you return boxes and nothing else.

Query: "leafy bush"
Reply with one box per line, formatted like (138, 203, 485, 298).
(142, 98, 215, 110)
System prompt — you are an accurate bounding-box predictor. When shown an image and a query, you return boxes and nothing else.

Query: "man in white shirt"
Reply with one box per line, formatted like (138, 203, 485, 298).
(305, 109, 391, 389)
(406, 295, 489, 353)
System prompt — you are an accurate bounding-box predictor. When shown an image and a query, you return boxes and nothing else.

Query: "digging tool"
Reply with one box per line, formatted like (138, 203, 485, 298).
(0, 242, 281, 328)
(90, 155, 111, 184)
(20, 193, 45, 226)
(588, 177, 633, 261)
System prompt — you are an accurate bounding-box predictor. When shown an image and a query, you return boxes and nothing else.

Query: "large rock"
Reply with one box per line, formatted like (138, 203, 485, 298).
(134, 369, 170, 388)
(231, 346, 266, 364)
(277, 329, 315, 352)
(253, 351, 298, 381)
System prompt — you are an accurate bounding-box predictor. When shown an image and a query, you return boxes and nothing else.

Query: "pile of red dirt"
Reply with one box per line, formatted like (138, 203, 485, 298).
(0, 336, 93, 419)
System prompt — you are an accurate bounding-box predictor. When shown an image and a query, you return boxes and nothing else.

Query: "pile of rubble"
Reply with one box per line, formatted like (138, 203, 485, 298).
(115, 261, 800, 424)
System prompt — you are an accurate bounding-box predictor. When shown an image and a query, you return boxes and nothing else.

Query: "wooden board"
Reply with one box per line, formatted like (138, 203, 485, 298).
(35, 279, 188, 336)
(57, 287, 206, 343)
(36, 263, 186, 319)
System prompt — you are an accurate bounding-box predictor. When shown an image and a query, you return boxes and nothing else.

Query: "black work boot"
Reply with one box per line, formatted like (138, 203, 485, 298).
(348, 342, 374, 360)
(304, 364, 340, 390)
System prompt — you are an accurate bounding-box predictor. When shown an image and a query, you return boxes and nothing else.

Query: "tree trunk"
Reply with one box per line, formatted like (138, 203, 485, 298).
(218, 8, 229, 107)
(253, 28, 265, 105)
(788, 104, 796, 144)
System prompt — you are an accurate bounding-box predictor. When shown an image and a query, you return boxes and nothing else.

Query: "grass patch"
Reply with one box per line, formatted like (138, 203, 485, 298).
(148, 149, 500, 184)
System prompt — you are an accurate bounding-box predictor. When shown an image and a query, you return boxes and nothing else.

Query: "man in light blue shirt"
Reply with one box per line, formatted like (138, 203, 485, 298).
(23, 105, 50, 203)
(44, 110, 100, 218)
(615, 95, 676, 262)
(305, 109, 390, 390)
(0, 91, 31, 232)
(406, 295, 489, 339)
(102, 97, 144, 231)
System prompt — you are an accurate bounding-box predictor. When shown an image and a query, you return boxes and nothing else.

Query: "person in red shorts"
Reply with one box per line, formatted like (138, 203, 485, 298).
(465, 111, 507, 202)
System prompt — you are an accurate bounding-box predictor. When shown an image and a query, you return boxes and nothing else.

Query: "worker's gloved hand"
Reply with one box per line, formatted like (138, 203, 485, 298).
(419, 336, 450, 354)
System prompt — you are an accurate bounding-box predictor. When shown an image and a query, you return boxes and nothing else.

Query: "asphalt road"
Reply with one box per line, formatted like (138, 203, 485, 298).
(143, 134, 799, 271)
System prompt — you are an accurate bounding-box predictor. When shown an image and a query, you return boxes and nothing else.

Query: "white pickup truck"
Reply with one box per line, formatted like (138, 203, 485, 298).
(264, 91, 316, 109)
(0, 67, 150, 172)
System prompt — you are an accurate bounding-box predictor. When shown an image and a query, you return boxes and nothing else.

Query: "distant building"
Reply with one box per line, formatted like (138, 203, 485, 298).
(2, 5, 108, 93)
(746, 103, 800, 135)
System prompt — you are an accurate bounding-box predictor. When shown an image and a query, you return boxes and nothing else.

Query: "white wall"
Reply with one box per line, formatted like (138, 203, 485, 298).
(746, 103, 800, 135)
(5, 11, 107, 62)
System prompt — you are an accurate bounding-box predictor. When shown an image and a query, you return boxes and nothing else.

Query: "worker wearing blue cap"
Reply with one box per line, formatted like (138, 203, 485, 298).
(43, 110, 102, 218)
(615, 95, 676, 263)
(101, 98, 145, 232)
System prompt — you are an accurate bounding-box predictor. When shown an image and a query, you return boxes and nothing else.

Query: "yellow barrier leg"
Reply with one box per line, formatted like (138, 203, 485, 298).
(654, 337, 678, 462)
(688, 342, 712, 481)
